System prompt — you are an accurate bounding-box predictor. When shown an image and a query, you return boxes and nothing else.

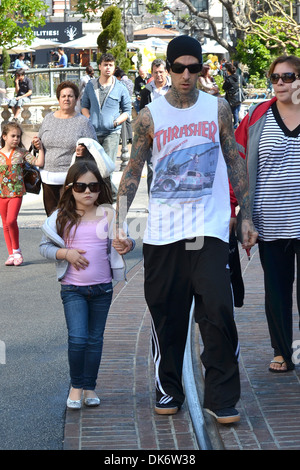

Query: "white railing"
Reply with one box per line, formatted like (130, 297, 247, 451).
(5, 67, 86, 97)
(0, 101, 59, 129)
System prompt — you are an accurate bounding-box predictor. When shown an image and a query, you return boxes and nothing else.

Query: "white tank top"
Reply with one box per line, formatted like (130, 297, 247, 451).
(144, 91, 230, 245)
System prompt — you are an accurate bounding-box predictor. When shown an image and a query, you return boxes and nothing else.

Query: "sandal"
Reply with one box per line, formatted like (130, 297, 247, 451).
(13, 252, 23, 266)
(269, 359, 288, 373)
(5, 255, 15, 266)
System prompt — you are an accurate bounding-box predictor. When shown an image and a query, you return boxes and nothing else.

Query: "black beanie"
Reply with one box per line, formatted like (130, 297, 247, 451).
(167, 35, 202, 67)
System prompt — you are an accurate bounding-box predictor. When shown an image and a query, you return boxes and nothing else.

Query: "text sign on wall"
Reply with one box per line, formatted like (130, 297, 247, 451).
(34, 22, 83, 44)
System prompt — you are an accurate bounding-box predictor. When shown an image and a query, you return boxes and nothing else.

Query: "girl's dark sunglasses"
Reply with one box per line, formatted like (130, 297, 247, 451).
(270, 72, 300, 84)
(170, 62, 202, 74)
(68, 182, 101, 193)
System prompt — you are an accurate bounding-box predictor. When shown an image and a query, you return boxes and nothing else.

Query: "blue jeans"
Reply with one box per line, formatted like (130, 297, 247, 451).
(98, 132, 120, 164)
(231, 104, 241, 128)
(60, 283, 113, 390)
(98, 133, 120, 198)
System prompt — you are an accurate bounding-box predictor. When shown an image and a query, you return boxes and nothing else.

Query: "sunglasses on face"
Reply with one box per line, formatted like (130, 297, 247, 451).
(269, 72, 300, 84)
(68, 182, 101, 193)
(170, 62, 202, 74)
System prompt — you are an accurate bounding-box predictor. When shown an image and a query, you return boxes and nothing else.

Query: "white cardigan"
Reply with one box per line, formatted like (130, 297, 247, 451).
(39, 209, 134, 282)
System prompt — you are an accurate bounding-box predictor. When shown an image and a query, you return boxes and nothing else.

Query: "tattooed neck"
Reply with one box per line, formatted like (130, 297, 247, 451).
(166, 88, 199, 109)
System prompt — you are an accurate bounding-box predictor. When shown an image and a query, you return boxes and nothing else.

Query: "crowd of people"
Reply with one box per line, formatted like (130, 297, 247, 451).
(0, 36, 300, 427)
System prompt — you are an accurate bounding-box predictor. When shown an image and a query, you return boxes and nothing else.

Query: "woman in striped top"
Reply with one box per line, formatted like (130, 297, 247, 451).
(235, 56, 300, 373)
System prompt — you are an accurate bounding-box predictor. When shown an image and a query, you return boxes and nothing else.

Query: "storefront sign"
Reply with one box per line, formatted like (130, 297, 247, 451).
(34, 22, 83, 44)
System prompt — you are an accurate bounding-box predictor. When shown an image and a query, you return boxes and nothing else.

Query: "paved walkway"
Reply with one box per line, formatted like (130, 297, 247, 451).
(63, 243, 300, 451)
(11, 149, 300, 451)
(63, 260, 199, 451)
(212, 245, 300, 450)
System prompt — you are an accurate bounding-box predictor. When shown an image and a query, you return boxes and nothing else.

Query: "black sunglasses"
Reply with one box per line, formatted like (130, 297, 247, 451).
(68, 182, 101, 193)
(269, 72, 300, 84)
(170, 62, 202, 74)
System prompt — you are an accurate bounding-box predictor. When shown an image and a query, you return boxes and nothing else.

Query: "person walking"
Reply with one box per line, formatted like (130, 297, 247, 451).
(235, 55, 300, 373)
(139, 59, 171, 109)
(223, 63, 246, 129)
(33, 81, 97, 216)
(81, 53, 131, 200)
(0, 122, 44, 266)
(114, 67, 134, 143)
(133, 65, 151, 114)
(57, 48, 68, 68)
(39, 160, 134, 409)
(78, 65, 94, 102)
(115, 35, 257, 424)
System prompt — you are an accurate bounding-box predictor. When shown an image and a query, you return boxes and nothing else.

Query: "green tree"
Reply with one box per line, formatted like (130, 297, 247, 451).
(2, 48, 13, 87)
(0, 0, 47, 48)
(97, 5, 130, 72)
(235, 36, 271, 79)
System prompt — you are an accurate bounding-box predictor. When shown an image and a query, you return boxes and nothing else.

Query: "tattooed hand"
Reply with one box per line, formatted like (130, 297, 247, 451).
(218, 98, 258, 247)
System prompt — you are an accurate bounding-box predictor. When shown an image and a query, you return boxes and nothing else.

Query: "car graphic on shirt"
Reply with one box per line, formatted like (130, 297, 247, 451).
(153, 170, 212, 192)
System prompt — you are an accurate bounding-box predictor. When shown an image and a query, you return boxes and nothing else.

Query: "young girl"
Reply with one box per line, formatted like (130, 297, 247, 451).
(40, 160, 134, 409)
(0, 122, 44, 266)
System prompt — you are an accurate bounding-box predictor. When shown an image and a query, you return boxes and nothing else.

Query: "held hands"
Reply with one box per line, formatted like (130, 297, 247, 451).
(113, 228, 133, 255)
(241, 219, 258, 251)
(32, 136, 42, 150)
(65, 249, 89, 271)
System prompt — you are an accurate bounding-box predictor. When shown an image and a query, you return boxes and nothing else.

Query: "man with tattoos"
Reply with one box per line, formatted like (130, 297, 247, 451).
(115, 36, 258, 424)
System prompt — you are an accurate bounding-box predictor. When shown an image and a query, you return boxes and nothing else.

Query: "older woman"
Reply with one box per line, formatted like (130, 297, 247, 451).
(33, 81, 97, 216)
(235, 55, 300, 373)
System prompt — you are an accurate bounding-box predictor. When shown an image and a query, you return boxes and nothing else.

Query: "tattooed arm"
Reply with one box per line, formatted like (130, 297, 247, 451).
(115, 106, 153, 230)
(218, 98, 258, 248)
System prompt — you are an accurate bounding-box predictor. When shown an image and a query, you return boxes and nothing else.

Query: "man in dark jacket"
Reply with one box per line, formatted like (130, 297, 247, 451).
(139, 59, 171, 110)
(133, 66, 151, 113)
(223, 63, 246, 128)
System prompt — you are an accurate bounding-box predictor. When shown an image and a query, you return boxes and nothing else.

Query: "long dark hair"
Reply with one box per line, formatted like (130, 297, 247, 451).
(56, 160, 113, 240)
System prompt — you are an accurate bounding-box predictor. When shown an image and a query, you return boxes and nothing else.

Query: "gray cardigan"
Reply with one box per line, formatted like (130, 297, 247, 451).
(39, 210, 133, 282)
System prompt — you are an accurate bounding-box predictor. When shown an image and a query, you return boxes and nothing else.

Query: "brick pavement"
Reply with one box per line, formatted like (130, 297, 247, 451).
(213, 244, 300, 450)
(63, 261, 199, 451)
(63, 242, 300, 451)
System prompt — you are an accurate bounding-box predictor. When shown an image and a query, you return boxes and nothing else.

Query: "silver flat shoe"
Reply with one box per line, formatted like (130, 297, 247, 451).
(67, 397, 82, 409)
(84, 395, 100, 407)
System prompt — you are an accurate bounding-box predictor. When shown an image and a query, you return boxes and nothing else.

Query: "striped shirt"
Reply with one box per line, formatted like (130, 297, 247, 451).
(253, 102, 300, 241)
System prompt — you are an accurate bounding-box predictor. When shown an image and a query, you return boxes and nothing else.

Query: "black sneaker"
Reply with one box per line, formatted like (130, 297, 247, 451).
(155, 401, 180, 415)
(204, 407, 240, 424)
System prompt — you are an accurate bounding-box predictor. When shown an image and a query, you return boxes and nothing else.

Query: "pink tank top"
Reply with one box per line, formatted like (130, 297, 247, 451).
(61, 218, 112, 286)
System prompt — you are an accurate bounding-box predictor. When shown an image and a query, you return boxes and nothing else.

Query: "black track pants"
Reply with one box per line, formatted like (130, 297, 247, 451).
(143, 236, 240, 410)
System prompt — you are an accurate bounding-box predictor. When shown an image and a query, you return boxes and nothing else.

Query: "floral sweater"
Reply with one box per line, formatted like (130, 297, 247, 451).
(0, 147, 37, 198)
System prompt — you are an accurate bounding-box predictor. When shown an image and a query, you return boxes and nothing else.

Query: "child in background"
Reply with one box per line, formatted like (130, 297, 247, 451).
(0, 122, 44, 266)
(40, 160, 134, 409)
